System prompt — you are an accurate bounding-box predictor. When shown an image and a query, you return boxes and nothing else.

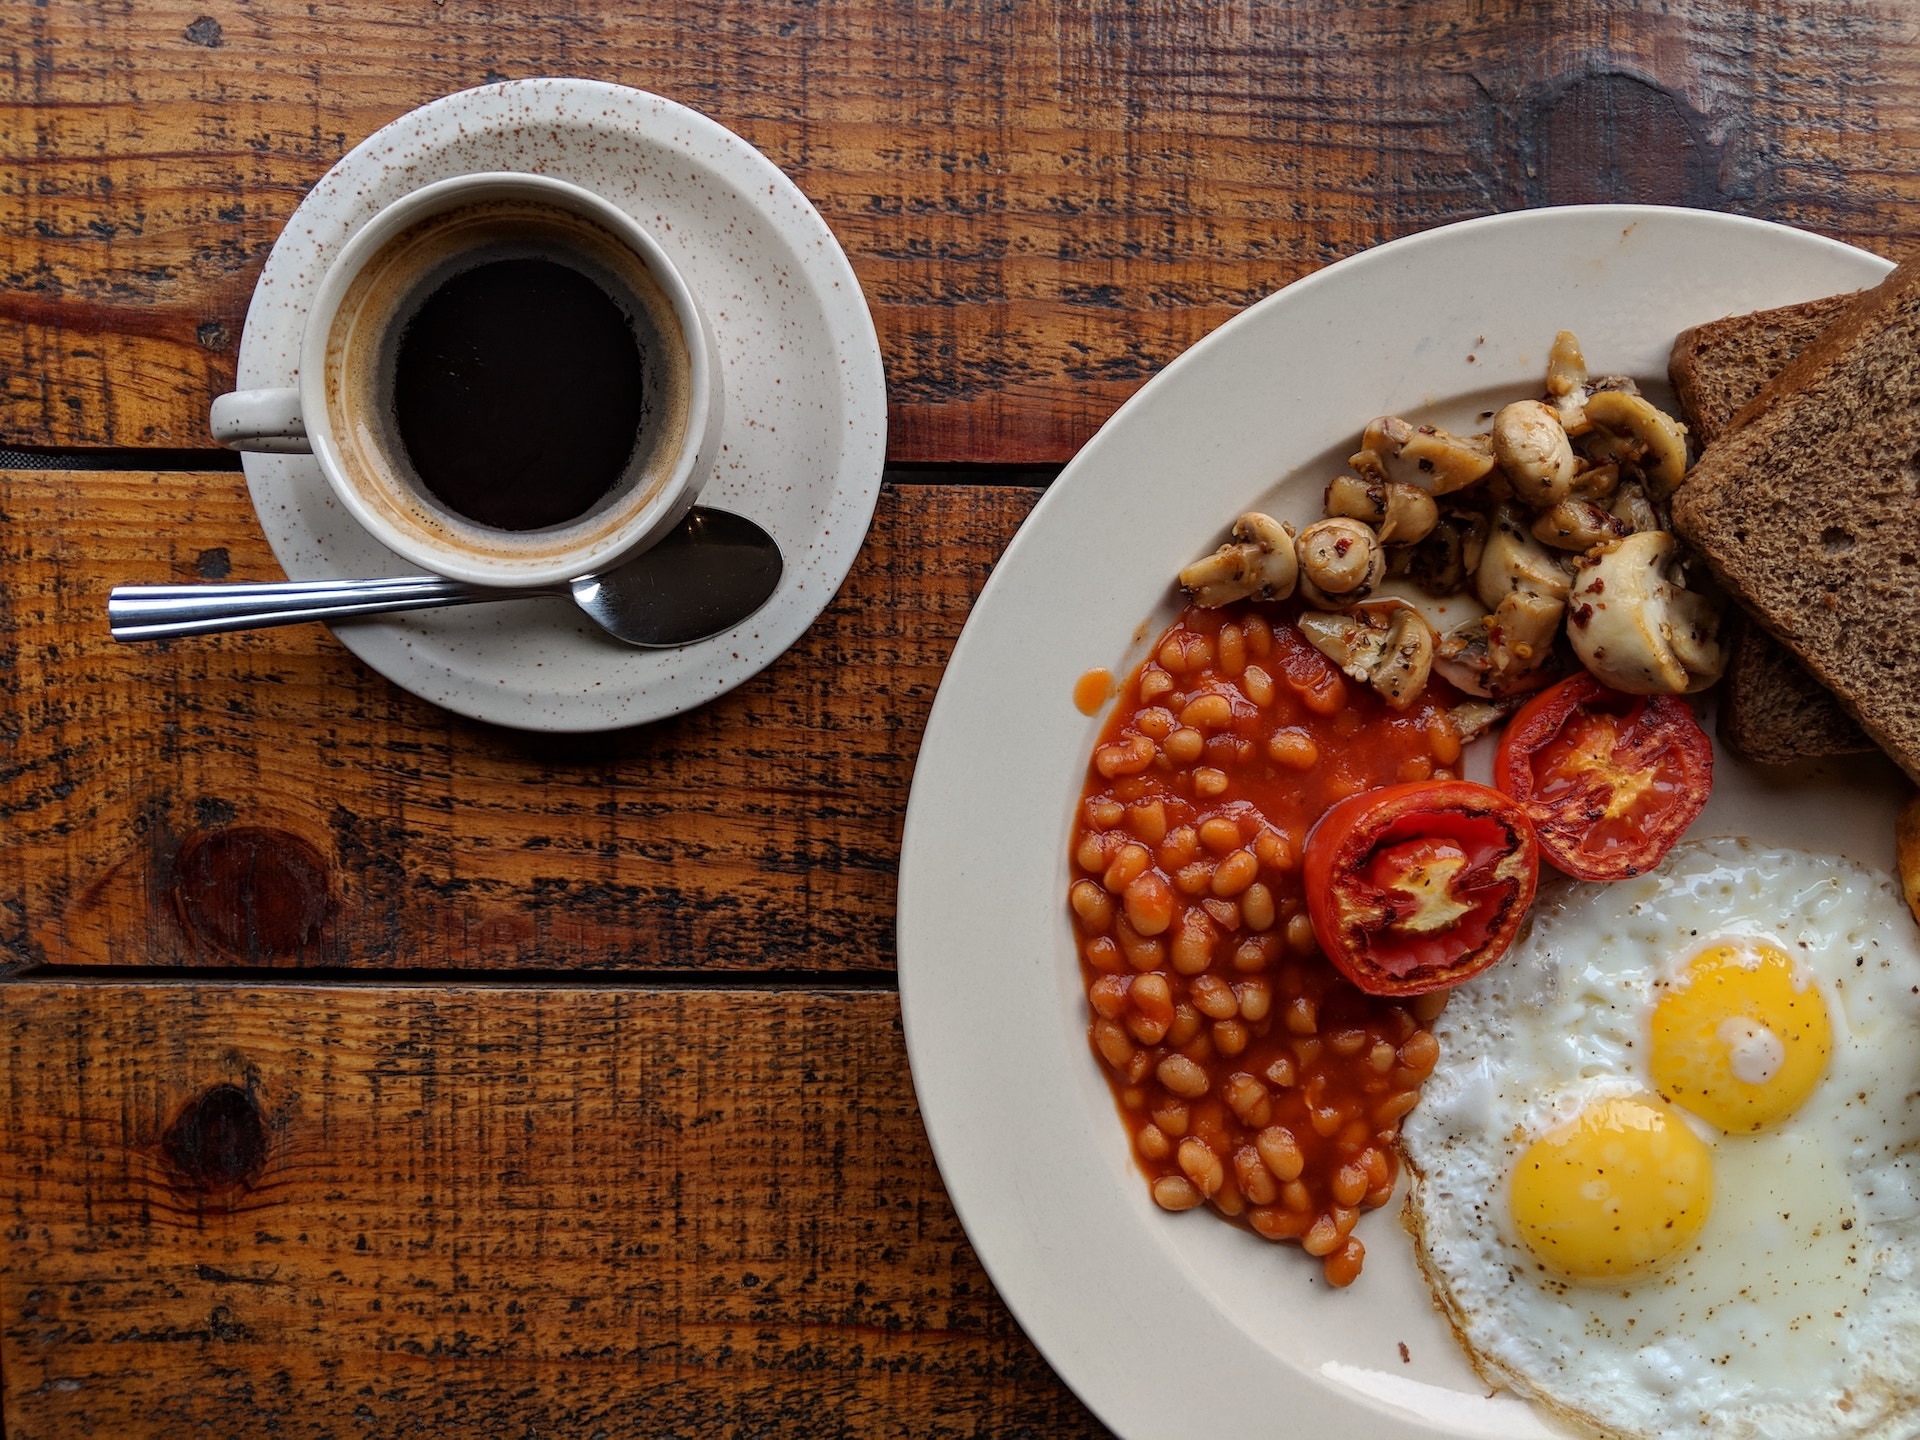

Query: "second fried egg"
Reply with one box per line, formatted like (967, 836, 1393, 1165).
(1402, 837, 1920, 1440)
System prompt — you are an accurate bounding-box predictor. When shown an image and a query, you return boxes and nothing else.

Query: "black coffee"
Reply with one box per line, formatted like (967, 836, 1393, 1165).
(393, 256, 645, 531)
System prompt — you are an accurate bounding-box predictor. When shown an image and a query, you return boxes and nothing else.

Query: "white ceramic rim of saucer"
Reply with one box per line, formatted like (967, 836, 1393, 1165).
(232, 78, 886, 731)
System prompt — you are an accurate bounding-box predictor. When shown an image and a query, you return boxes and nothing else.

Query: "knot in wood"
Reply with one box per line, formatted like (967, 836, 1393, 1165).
(1532, 72, 1721, 209)
(170, 825, 330, 960)
(161, 1083, 267, 1197)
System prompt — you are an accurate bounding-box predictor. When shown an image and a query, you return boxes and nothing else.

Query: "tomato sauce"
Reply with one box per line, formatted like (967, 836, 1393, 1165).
(1069, 602, 1463, 1285)
(1074, 666, 1115, 716)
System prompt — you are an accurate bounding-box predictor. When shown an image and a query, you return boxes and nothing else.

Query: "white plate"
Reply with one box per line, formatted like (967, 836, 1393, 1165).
(233, 79, 885, 732)
(897, 206, 1908, 1439)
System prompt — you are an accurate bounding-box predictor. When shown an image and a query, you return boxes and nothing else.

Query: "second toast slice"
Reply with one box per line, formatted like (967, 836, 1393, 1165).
(1672, 264, 1920, 784)
(1668, 296, 1872, 764)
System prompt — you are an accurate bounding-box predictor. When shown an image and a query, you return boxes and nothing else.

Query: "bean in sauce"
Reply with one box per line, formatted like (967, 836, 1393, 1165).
(1070, 602, 1460, 1286)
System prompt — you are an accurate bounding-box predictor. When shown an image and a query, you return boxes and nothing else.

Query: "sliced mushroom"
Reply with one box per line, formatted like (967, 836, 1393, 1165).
(1475, 502, 1571, 610)
(1546, 330, 1591, 437)
(1569, 460, 1620, 503)
(1485, 588, 1565, 682)
(1349, 445, 1388, 486)
(1296, 518, 1385, 609)
(1177, 511, 1298, 607)
(1431, 621, 1492, 696)
(1402, 507, 1490, 597)
(1324, 474, 1438, 545)
(1297, 605, 1434, 711)
(1369, 608, 1435, 710)
(1531, 498, 1631, 553)
(1589, 374, 1642, 397)
(1356, 416, 1495, 496)
(1582, 391, 1689, 501)
(1400, 516, 1462, 595)
(1665, 587, 1726, 682)
(1439, 502, 1570, 693)
(1433, 609, 1561, 698)
(1609, 479, 1662, 535)
(1379, 483, 1440, 545)
(1369, 579, 1488, 638)
(1323, 474, 1380, 523)
(1565, 530, 1727, 694)
(1490, 400, 1578, 506)
(1446, 697, 1522, 745)
(1458, 506, 1490, 576)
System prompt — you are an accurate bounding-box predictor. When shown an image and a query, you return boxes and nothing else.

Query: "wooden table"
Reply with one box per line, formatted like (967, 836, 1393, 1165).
(3, 4, 1916, 1434)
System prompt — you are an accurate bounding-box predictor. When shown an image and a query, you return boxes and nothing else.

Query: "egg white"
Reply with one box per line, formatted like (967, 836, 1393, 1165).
(1401, 837, 1920, 1440)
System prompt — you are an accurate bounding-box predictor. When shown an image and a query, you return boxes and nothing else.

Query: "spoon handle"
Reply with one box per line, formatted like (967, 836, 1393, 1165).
(108, 575, 558, 641)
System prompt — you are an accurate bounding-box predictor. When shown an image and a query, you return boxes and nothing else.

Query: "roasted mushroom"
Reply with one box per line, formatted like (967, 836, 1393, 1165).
(1490, 400, 1579, 507)
(1431, 502, 1571, 695)
(1366, 578, 1488, 639)
(1609, 479, 1662, 534)
(1476, 502, 1571, 611)
(1323, 474, 1439, 545)
(1354, 416, 1495, 496)
(1297, 605, 1435, 710)
(1434, 600, 1563, 699)
(1484, 588, 1565, 683)
(1531, 499, 1631, 553)
(1545, 330, 1592, 437)
(1401, 507, 1490, 597)
(1565, 530, 1726, 694)
(1178, 512, 1299, 607)
(1581, 391, 1689, 500)
(1296, 517, 1386, 609)
(1569, 461, 1621, 504)
(1445, 697, 1522, 745)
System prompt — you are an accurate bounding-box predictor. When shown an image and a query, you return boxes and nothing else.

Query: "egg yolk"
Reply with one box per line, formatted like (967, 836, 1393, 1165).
(1649, 940, 1832, 1134)
(1509, 1094, 1713, 1282)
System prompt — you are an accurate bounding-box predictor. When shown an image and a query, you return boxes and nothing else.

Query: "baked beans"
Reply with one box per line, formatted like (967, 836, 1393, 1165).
(1073, 602, 1457, 1286)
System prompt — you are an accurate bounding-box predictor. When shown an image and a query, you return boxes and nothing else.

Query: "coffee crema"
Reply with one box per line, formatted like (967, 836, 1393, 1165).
(322, 195, 693, 570)
(394, 256, 646, 532)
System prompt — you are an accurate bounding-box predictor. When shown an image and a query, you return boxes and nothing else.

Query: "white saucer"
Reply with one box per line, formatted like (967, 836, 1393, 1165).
(233, 79, 886, 732)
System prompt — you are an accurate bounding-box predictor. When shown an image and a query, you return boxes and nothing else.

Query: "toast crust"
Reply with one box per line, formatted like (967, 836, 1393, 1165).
(1717, 617, 1875, 765)
(1669, 294, 1856, 449)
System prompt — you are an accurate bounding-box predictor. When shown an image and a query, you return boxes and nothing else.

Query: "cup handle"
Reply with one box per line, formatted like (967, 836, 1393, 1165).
(210, 387, 311, 454)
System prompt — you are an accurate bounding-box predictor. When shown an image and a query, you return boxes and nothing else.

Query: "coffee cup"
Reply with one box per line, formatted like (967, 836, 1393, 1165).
(211, 172, 723, 588)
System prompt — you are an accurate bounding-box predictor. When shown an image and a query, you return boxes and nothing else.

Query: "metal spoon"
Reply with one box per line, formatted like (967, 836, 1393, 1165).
(109, 507, 784, 648)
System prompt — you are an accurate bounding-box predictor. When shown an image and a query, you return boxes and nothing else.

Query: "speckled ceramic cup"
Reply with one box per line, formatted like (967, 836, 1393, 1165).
(210, 171, 723, 588)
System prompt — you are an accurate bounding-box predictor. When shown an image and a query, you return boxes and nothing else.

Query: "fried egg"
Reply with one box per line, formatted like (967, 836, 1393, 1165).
(1401, 838, 1920, 1439)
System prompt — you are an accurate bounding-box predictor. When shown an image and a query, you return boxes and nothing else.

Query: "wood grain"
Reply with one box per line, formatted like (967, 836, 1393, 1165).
(5, 1, 1918, 461)
(0, 474, 1038, 972)
(0, 980, 1108, 1438)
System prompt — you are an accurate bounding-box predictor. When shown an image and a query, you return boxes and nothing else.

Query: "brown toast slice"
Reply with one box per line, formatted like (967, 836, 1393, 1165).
(1670, 295, 1855, 448)
(1671, 261, 1920, 785)
(1668, 296, 1875, 764)
(1717, 615, 1879, 766)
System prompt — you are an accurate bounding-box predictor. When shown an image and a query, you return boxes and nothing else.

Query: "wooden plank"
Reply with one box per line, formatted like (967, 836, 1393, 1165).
(5, 1, 1917, 460)
(0, 475, 1038, 971)
(0, 980, 1106, 1438)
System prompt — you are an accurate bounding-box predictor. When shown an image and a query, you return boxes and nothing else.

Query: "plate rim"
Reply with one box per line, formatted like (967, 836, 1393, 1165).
(898, 204, 1896, 1439)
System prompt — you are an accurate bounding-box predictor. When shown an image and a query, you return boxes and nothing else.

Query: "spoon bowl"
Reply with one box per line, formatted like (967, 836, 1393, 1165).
(569, 507, 784, 647)
(108, 506, 785, 648)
